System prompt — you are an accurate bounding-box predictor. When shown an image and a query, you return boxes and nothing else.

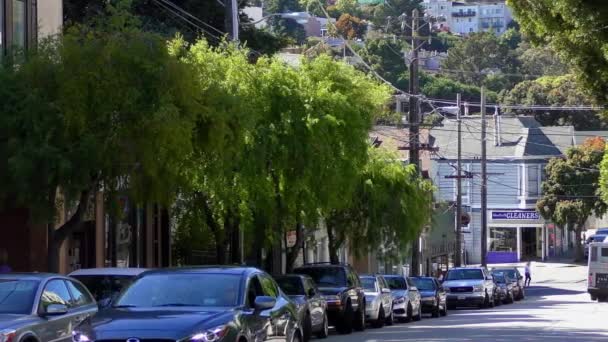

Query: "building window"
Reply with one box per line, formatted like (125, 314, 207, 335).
(489, 228, 517, 252)
(527, 165, 540, 197)
(13, 0, 26, 49)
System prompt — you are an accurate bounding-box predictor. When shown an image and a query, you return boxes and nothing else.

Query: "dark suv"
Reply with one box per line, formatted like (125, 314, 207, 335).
(293, 263, 366, 334)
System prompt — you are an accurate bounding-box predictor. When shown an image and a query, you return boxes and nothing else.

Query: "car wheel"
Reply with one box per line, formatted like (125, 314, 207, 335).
(339, 302, 354, 334)
(354, 302, 366, 332)
(303, 313, 312, 342)
(405, 303, 413, 323)
(373, 305, 385, 328)
(316, 312, 329, 339)
(591, 294, 598, 301)
(432, 302, 440, 318)
(480, 294, 489, 309)
(413, 304, 422, 321)
(386, 307, 394, 326)
(495, 294, 502, 306)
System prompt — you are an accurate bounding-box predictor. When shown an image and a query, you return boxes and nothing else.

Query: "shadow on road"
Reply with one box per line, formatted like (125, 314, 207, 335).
(525, 286, 587, 297)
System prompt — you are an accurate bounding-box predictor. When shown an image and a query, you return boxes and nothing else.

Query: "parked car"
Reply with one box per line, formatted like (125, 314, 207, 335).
(69, 267, 147, 308)
(588, 241, 608, 302)
(492, 273, 515, 304)
(360, 275, 394, 328)
(586, 235, 608, 258)
(383, 275, 422, 323)
(443, 267, 497, 309)
(0, 273, 97, 342)
(293, 263, 366, 334)
(491, 266, 525, 300)
(410, 276, 447, 317)
(596, 228, 608, 235)
(72, 266, 303, 342)
(275, 274, 329, 341)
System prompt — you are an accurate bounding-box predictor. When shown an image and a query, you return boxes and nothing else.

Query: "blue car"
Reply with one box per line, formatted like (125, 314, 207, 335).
(72, 267, 303, 342)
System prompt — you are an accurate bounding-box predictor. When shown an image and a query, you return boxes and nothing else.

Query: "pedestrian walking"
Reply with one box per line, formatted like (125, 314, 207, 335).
(524, 261, 531, 287)
(0, 248, 11, 273)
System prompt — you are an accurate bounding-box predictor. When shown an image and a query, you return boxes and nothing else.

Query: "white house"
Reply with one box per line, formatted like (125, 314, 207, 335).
(422, 0, 513, 35)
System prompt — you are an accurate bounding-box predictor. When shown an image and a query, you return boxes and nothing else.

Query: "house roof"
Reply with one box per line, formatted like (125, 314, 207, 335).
(430, 116, 583, 160)
(370, 125, 432, 171)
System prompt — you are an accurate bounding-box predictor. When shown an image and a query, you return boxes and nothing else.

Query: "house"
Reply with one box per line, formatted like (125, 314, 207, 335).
(430, 115, 608, 264)
(422, 0, 513, 35)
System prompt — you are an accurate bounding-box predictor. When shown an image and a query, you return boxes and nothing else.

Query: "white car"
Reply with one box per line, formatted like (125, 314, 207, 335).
(383, 275, 422, 323)
(585, 235, 608, 258)
(360, 274, 394, 328)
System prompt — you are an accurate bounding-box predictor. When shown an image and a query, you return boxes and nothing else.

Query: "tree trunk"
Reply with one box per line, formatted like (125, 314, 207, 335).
(326, 221, 340, 264)
(197, 192, 225, 264)
(48, 188, 92, 273)
(574, 224, 584, 262)
(285, 221, 304, 273)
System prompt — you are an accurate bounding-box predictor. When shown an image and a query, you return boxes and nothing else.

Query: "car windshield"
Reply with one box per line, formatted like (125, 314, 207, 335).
(294, 267, 346, 287)
(0, 279, 39, 314)
(493, 274, 506, 283)
(115, 273, 241, 307)
(360, 278, 377, 292)
(596, 235, 608, 242)
(412, 278, 435, 291)
(385, 277, 407, 290)
(73, 275, 135, 302)
(446, 269, 484, 281)
(276, 277, 304, 296)
(493, 269, 517, 280)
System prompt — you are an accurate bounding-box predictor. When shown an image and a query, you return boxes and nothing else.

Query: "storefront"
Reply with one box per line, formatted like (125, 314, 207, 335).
(487, 210, 547, 264)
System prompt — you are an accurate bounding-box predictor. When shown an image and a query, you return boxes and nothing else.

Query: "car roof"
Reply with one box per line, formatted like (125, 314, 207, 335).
(360, 274, 379, 278)
(382, 274, 404, 278)
(409, 276, 434, 279)
(275, 274, 311, 280)
(69, 268, 149, 277)
(139, 266, 262, 277)
(0, 273, 67, 281)
(294, 264, 348, 269)
(492, 267, 518, 270)
(449, 267, 485, 271)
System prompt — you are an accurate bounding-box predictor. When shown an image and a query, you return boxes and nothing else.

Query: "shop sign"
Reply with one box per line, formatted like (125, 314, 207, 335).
(491, 211, 540, 220)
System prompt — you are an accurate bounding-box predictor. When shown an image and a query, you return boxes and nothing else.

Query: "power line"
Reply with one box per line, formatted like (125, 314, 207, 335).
(153, 0, 222, 41)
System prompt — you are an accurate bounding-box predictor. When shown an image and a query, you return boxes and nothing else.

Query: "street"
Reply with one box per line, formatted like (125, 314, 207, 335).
(325, 262, 608, 342)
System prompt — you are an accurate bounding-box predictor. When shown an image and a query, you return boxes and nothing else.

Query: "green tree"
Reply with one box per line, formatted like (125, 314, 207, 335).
(325, 148, 432, 263)
(356, 38, 409, 89)
(335, 0, 360, 16)
(366, 0, 421, 33)
(441, 32, 520, 91)
(538, 137, 607, 262)
(500, 75, 606, 130)
(0, 11, 215, 271)
(507, 0, 608, 103)
(517, 43, 569, 77)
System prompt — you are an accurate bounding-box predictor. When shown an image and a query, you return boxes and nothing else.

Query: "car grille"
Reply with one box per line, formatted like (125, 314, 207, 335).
(450, 286, 473, 293)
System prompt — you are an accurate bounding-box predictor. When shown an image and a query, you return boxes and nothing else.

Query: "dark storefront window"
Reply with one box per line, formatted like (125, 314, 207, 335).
(489, 227, 517, 252)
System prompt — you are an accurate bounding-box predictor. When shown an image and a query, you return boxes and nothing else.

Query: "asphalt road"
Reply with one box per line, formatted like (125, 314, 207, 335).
(322, 262, 608, 341)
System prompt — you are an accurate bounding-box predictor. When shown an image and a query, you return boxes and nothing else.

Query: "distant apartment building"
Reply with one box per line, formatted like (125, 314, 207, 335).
(422, 0, 513, 35)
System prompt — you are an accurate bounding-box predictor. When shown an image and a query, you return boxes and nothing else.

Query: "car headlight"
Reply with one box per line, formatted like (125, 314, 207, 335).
(72, 331, 92, 342)
(0, 330, 16, 342)
(190, 326, 228, 342)
(473, 285, 484, 292)
(393, 297, 406, 304)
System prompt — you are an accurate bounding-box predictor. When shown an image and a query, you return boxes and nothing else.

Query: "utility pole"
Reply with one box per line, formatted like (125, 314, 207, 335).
(409, 8, 421, 277)
(226, 0, 239, 41)
(455, 93, 463, 267)
(480, 87, 488, 267)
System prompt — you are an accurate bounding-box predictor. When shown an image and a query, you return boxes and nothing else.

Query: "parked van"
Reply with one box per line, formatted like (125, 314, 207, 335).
(587, 242, 608, 302)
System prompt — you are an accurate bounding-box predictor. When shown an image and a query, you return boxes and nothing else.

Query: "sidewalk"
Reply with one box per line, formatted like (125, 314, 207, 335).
(470, 259, 587, 286)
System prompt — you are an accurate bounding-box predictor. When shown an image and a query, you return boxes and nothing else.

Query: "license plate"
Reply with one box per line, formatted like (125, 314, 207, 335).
(458, 295, 466, 300)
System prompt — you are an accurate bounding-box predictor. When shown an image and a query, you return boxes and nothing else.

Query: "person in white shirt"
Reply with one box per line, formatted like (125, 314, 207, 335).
(524, 261, 532, 287)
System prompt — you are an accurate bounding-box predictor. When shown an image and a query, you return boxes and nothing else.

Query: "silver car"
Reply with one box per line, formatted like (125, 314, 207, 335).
(443, 267, 497, 309)
(383, 275, 422, 322)
(360, 275, 394, 328)
(0, 273, 97, 342)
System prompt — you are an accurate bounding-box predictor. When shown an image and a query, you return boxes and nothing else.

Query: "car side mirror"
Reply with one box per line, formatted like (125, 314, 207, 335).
(43, 304, 68, 316)
(254, 296, 276, 311)
(381, 288, 391, 294)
